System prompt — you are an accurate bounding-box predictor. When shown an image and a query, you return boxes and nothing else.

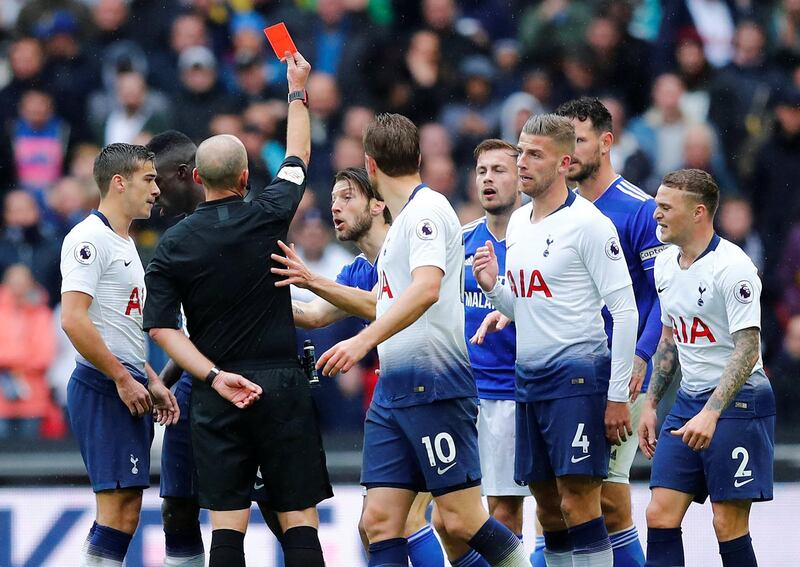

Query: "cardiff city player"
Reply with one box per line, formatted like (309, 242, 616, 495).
(639, 169, 775, 567)
(297, 113, 530, 567)
(274, 166, 446, 566)
(473, 114, 638, 567)
(60, 143, 179, 566)
(556, 97, 667, 566)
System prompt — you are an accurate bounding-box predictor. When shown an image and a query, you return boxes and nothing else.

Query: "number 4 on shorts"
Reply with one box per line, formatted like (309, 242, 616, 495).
(572, 422, 590, 454)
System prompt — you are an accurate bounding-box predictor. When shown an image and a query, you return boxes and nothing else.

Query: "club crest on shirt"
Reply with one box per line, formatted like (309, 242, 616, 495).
(605, 237, 622, 260)
(735, 280, 754, 304)
(74, 242, 97, 265)
(543, 235, 554, 257)
(698, 285, 707, 306)
(416, 219, 437, 240)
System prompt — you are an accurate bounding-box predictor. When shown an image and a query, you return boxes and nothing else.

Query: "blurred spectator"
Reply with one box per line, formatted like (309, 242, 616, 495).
(0, 37, 49, 132)
(92, 71, 171, 145)
(208, 112, 244, 138)
(148, 13, 209, 94)
(709, 21, 786, 175)
(717, 197, 764, 272)
(68, 143, 101, 187)
(332, 136, 366, 172)
(15, 0, 93, 40)
(675, 30, 715, 122)
(492, 39, 524, 99)
(769, 314, 800, 435)
(306, 72, 343, 190)
(778, 224, 800, 318)
(46, 176, 93, 238)
(603, 95, 653, 189)
(89, 0, 133, 49)
(0, 263, 56, 440)
(421, 154, 460, 203)
(232, 51, 282, 103)
(750, 87, 800, 278)
(422, 0, 482, 69)
(519, 0, 593, 64)
(776, 0, 800, 65)
(0, 190, 61, 307)
(656, 0, 736, 72)
(242, 102, 286, 175)
(173, 46, 242, 142)
(500, 92, 543, 143)
(628, 73, 697, 189)
(240, 121, 271, 192)
(441, 55, 502, 163)
(419, 122, 453, 159)
(36, 9, 101, 142)
(552, 46, 598, 107)
(681, 122, 738, 193)
(10, 90, 70, 198)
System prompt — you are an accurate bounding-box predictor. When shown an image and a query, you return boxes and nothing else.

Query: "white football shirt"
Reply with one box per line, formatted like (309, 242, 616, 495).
(654, 235, 766, 393)
(60, 212, 147, 373)
(486, 192, 635, 402)
(374, 185, 474, 408)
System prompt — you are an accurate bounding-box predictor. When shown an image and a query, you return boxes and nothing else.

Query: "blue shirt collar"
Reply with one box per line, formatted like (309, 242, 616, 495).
(91, 209, 113, 230)
(678, 233, 720, 266)
(402, 183, 427, 212)
(547, 186, 576, 217)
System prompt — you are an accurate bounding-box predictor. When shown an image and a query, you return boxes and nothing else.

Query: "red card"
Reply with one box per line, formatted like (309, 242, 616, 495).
(263, 23, 297, 61)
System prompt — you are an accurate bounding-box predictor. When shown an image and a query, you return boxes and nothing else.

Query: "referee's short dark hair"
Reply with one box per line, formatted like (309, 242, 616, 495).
(363, 113, 420, 177)
(662, 168, 720, 218)
(555, 97, 614, 135)
(334, 167, 392, 224)
(93, 143, 155, 197)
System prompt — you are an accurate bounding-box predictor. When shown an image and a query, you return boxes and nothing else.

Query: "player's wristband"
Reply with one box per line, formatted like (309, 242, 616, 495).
(288, 89, 308, 107)
(205, 366, 220, 387)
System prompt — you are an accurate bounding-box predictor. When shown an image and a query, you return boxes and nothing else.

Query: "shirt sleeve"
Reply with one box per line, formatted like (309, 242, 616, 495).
(143, 237, 183, 331)
(60, 231, 110, 297)
(654, 255, 672, 326)
(250, 156, 307, 222)
(720, 258, 762, 334)
(335, 262, 353, 287)
(603, 285, 638, 402)
(406, 200, 449, 274)
(580, 215, 633, 297)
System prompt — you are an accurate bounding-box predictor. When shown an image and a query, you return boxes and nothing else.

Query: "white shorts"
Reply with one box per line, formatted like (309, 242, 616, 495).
(606, 394, 645, 484)
(478, 399, 530, 497)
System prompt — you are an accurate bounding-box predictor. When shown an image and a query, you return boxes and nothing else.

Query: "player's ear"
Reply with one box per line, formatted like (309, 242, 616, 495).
(111, 173, 125, 194)
(239, 169, 249, 191)
(365, 154, 376, 176)
(192, 168, 202, 185)
(601, 131, 614, 154)
(371, 198, 385, 217)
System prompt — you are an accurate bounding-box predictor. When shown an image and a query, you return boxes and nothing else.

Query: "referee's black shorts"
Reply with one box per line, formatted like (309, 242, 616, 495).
(190, 361, 333, 512)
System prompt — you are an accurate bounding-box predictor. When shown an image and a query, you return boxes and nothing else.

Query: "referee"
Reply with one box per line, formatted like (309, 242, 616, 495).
(144, 51, 331, 567)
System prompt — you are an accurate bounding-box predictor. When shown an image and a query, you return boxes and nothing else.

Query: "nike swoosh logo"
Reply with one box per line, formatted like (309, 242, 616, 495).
(657, 286, 667, 293)
(253, 483, 264, 490)
(437, 463, 457, 475)
(571, 454, 591, 463)
(124, 260, 132, 266)
(734, 478, 754, 488)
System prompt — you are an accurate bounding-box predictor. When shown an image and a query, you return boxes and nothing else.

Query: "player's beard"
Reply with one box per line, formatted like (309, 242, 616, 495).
(482, 193, 518, 216)
(525, 169, 558, 199)
(568, 147, 602, 183)
(336, 208, 373, 242)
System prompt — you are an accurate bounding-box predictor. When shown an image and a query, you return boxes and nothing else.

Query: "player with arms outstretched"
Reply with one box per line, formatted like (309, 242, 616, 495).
(639, 169, 775, 567)
(473, 114, 638, 567)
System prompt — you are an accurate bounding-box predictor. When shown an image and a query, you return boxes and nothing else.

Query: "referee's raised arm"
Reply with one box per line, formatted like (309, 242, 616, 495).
(284, 51, 311, 166)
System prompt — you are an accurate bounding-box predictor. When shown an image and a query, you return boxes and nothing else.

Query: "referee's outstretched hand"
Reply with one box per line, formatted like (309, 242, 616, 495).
(285, 51, 311, 91)
(213, 371, 262, 409)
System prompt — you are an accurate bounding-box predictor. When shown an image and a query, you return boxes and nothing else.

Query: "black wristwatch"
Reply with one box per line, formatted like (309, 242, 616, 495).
(288, 89, 308, 107)
(205, 366, 220, 387)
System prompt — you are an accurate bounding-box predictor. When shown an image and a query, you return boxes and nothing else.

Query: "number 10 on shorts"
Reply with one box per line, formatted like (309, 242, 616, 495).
(422, 433, 457, 470)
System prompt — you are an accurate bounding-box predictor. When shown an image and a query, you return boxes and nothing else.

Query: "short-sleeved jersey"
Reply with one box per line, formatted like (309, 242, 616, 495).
(336, 254, 378, 327)
(143, 156, 306, 366)
(591, 177, 668, 391)
(374, 185, 475, 408)
(654, 236, 774, 417)
(462, 217, 516, 400)
(60, 211, 146, 372)
(504, 191, 633, 402)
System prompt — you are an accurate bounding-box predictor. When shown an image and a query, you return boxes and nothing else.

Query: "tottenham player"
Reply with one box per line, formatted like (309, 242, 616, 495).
(639, 169, 775, 567)
(274, 167, 446, 566)
(557, 97, 667, 566)
(313, 114, 530, 566)
(437, 139, 528, 566)
(60, 143, 179, 566)
(473, 114, 638, 567)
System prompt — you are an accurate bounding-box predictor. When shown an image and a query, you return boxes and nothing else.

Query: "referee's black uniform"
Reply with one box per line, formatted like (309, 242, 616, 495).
(143, 156, 332, 512)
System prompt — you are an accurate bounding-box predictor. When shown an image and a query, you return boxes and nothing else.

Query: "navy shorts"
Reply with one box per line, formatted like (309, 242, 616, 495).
(361, 397, 482, 496)
(515, 394, 609, 484)
(67, 362, 154, 492)
(160, 373, 196, 499)
(650, 413, 774, 503)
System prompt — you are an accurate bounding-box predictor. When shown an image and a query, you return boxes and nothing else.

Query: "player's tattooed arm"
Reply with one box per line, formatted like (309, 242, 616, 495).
(704, 327, 760, 413)
(647, 327, 679, 405)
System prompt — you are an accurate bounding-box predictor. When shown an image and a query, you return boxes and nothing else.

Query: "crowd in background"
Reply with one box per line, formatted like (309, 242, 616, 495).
(1, 0, 800, 444)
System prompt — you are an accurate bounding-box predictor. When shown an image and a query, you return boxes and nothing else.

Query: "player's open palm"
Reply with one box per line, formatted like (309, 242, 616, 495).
(149, 381, 180, 426)
(285, 51, 311, 91)
(472, 240, 499, 292)
(213, 372, 263, 409)
(638, 404, 658, 459)
(117, 375, 153, 417)
(470, 311, 511, 345)
(271, 240, 314, 288)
